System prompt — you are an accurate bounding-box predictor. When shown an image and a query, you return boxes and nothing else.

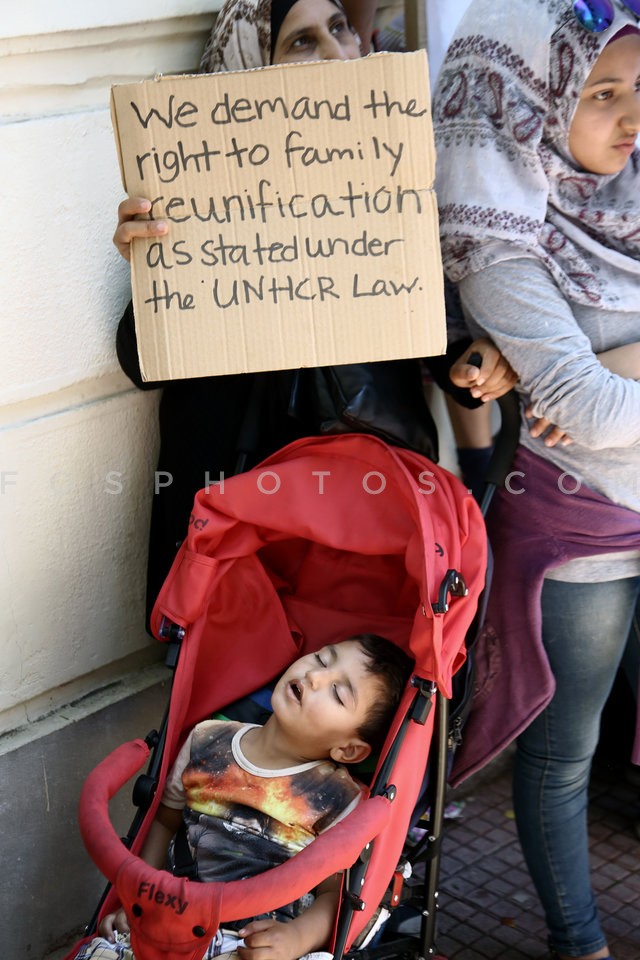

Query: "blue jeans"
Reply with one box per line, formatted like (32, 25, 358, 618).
(513, 576, 640, 958)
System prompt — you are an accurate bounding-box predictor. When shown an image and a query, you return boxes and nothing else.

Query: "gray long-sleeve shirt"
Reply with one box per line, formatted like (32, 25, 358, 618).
(458, 254, 640, 581)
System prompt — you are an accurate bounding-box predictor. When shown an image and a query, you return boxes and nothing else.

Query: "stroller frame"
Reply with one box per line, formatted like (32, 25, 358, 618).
(71, 425, 519, 960)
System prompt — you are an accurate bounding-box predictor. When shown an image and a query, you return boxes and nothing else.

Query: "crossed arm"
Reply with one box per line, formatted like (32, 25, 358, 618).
(457, 258, 640, 450)
(450, 320, 640, 450)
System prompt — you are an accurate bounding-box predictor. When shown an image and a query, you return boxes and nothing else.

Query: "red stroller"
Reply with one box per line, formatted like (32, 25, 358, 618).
(70, 433, 488, 960)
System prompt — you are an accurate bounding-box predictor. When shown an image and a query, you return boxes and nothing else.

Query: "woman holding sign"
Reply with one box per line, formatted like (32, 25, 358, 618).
(114, 0, 516, 628)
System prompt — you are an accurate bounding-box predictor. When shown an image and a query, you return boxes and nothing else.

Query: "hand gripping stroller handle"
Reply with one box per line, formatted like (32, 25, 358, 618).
(79, 740, 392, 959)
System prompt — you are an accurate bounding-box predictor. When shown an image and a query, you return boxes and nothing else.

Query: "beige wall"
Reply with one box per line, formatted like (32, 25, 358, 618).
(0, 1, 223, 742)
(1, 8, 230, 954)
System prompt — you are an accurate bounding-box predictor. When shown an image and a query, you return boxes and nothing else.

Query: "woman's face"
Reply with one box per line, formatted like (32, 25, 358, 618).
(272, 0, 360, 65)
(568, 33, 640, 174)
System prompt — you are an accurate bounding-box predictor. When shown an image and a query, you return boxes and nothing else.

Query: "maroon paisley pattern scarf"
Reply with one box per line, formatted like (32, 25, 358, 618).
(434, 0, 640, 309)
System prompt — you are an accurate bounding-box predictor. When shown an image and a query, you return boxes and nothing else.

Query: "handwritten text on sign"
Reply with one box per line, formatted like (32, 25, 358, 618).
(110, 52, 445, 380)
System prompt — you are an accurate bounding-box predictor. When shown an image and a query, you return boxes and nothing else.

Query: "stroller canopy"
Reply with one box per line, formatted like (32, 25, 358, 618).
(151, 433, 487, 734)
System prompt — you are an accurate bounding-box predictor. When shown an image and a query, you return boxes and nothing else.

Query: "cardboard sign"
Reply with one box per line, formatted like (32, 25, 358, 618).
(111, 52, 446, 381)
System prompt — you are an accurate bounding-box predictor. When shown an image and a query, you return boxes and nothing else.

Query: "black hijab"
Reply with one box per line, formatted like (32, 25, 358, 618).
(270, 0, 346, 61)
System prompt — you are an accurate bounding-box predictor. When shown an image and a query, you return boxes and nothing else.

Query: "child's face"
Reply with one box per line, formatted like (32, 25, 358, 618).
(272, 0, 360, 65)
(568, 33, 640, 175)
(271, 640, 380, 764)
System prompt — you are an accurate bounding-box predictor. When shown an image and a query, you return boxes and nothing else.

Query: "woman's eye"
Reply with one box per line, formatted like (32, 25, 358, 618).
(592, 89, 613, 102)
(291, 33, 313, 49)
(330, 18, 348, 37)
(333, 684, 344, 706)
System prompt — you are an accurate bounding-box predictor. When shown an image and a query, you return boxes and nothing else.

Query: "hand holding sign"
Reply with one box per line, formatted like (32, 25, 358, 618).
(113, 197, 168, 262)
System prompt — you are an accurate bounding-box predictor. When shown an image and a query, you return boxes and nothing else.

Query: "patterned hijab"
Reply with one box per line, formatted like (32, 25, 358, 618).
(434, 0, 640, 310)
(199, 0, 345, 73)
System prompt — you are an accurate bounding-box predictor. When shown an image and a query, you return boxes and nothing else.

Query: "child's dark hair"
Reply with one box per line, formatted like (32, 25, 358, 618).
(352, 633, 414, 753)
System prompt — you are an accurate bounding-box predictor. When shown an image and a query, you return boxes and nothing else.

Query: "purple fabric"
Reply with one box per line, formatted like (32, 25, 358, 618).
(451, 446, 640, 785)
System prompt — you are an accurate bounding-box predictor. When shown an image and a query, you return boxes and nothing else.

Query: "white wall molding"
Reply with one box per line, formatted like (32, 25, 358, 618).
(3, 0, 220, 38)
(0, 651, 166, 756)
(1, 13, 218, 121)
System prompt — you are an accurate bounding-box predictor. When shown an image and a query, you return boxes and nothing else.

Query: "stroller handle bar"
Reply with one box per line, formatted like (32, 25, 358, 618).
(79, 739, 392, 956)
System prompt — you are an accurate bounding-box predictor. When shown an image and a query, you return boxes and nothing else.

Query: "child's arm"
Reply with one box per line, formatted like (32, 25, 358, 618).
(237, 875, 341, 960)
(99, 803, 183, 941)
(140, 803, 184, 868)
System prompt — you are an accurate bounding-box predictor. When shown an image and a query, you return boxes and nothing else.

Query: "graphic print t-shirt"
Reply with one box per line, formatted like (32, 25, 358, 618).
(162, 720, 364, 918)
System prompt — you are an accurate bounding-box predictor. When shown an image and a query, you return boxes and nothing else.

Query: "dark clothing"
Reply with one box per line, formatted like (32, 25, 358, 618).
(116, 294, 475, 626)
(117, 301, 305, 622)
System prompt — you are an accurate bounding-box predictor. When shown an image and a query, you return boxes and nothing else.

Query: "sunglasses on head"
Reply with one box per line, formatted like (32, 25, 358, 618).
(573, 0, 640, 32)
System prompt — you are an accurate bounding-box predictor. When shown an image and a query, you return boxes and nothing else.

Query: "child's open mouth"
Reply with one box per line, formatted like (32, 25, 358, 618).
(289, 680, 303, 702)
